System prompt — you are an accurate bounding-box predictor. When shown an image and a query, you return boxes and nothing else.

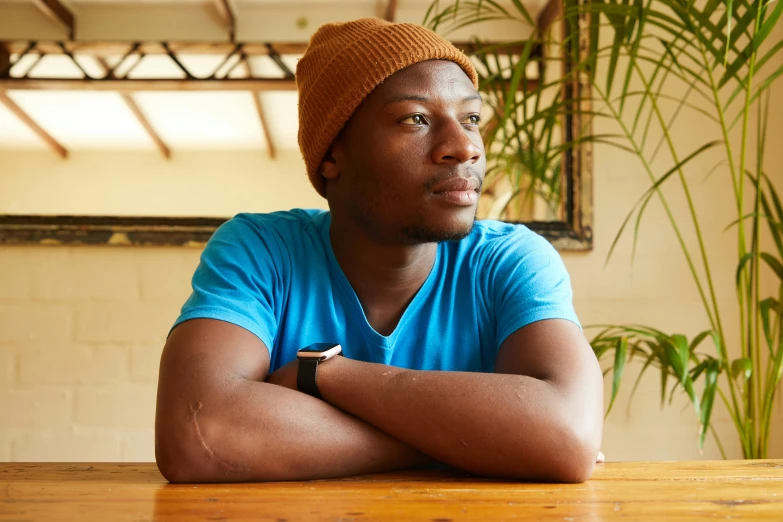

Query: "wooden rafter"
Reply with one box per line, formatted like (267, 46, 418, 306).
(213, 0, 236, 41)
(5, 40, 484, 57)
(536, 0, 561, 31)
(0, 78, 297, 91)
(0, 44, 9, 74)
(96, 57, 170, 159)
(384, 0, 398, 22)
(244, 60, 275, 159)
(0, 91, 67, 158)
(32, 0, 75, 39)
(251, 92, 276, 159)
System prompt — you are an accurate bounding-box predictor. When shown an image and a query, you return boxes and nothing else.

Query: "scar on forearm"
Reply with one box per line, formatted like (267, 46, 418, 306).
(188, 400, 247, 475)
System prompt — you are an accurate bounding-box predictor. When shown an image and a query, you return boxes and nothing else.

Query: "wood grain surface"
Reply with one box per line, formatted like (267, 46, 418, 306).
(1, 460, 782, 521)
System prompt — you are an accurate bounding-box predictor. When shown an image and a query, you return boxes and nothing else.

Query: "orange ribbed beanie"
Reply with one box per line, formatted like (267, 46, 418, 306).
(296, 18, 479, 197)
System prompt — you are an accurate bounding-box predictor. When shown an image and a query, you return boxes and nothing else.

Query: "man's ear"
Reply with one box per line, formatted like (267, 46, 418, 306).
(319, 147, 339, 180)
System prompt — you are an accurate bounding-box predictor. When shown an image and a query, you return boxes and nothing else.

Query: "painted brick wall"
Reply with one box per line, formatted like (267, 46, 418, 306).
(0, 246, 199, 461)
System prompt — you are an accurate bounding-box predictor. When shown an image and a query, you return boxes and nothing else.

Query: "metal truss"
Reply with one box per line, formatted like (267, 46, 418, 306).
(0, 41, 301, 91)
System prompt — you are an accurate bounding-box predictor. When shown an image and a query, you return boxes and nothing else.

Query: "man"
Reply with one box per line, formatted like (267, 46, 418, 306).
(155, 18, 603, 484)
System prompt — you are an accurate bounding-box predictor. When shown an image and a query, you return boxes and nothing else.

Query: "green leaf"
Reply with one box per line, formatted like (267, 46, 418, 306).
(747, 171, 783, 258)
(672, 334, 690, 382)
(763, 172, 783, 227)
(724, 0, 734, 65)
(736, 251, 755, 289)
(689, 360, 709, 383)
(628, 350, 658, 408)
(759, 297, 779, 354)
(699, 360, 720, 448)
(724, 212, 772, 233)
(710, 330, 724, 367)
(660, 362, 669, 409)
(755, 0, 783, 50)
(761, 196, 783, 257)
(618, 0, 649, 113)
(761, 252, 783, 281)
(728, 63, 783, 129)
(662, 337, 700, 416)
(606, 336, 629, 416)
(724, 39, 783, 111)
(508, 0, 535, 26)
(587, 0, 602, 82)
(731, 357, 752, 383)
(689, 329, 713, 352)
(605, 0, 634, 97)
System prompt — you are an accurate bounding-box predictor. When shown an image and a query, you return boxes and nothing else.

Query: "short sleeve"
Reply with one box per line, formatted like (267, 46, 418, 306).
(491, 230, 580, 348)
(168, 214, 281, 352)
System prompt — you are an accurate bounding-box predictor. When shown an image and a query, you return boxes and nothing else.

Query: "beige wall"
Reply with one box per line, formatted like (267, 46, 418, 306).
(0, 149, 324, 217)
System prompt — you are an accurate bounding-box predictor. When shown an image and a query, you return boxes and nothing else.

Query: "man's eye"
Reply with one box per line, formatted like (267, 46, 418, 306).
(400, 114, 427, 125)
(464, 114, 481, 125)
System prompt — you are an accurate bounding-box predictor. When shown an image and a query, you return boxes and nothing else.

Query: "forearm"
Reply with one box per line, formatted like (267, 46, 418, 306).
(156, 377, 431, 483)
(317, 357, 601, 481)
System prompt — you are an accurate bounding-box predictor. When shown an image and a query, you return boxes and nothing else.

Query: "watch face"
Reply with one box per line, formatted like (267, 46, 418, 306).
(298, 343, 339, 354)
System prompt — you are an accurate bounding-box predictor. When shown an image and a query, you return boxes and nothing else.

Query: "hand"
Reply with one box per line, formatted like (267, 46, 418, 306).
(596, 451, 605, 463)
(265, 359, 299, 391)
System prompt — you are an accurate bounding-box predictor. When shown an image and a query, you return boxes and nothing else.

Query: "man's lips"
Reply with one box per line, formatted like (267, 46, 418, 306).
(430, 176, 481, 193)
(430, 176, 481, 206)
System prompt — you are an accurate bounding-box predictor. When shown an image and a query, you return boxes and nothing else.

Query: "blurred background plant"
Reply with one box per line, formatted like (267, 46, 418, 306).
(426, 0, 783, 458)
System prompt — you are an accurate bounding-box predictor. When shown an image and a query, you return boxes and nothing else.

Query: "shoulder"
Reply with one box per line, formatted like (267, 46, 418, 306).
(198, 209, 328, 273)
(216, 209, 327, 239)
(208, 209, 327, 251)
(455, 219, 555, 264)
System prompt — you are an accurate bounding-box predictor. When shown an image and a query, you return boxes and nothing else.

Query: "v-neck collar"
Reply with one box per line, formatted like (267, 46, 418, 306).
(318, 212, 440, 351)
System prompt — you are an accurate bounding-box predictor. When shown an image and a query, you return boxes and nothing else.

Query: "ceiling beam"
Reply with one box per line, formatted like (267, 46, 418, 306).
(32, 0, 76, 39)
(384, 0, 398, 22)
(5, 40, 484, 57)
(244, 60, 275, 159)
(213, 0, 236, 41)
(0, 78, 297, 91)
(0, 91, 67, 158)
(96, 57, 170, 160)
(123, 96, 171, 159)
(0, 45, 9, 74)
(252, 92, 276, 159)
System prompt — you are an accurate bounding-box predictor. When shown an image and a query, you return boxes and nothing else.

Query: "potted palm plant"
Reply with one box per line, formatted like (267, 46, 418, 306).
(425, 0, 783, 458)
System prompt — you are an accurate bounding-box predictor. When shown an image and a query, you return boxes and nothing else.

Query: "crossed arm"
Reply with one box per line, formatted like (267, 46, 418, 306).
(155, 317, 603, 483)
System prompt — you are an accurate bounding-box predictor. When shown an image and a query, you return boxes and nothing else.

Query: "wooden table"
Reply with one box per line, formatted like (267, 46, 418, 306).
(1, 460, 782, 521)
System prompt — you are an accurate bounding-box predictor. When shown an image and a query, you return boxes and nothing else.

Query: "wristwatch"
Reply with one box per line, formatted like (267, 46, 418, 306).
(296, 343, 342, 399)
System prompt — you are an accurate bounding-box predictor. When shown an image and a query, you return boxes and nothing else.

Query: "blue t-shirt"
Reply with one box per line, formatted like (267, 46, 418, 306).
(170, 209, 579, 373)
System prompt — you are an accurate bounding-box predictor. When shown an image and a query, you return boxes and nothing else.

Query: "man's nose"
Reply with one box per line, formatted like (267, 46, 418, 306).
(431, 119, 483, 165)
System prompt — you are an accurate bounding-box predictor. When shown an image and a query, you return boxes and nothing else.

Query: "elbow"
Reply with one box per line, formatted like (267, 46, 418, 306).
(549, 442, 597, 483)
(155, 405, 222, 484)
(546, 426, 601, 484)
(156, 456, 194, 484)
(155, 425, 207, 484)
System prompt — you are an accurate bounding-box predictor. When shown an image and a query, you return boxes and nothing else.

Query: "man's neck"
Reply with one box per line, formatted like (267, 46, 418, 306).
(329, 217, 436, 336)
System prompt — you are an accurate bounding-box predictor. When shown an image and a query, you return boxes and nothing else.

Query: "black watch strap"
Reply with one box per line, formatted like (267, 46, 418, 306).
(297, 358, 322, 400)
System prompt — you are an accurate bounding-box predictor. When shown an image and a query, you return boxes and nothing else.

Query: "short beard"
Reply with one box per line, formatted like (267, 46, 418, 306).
(402, 224, 474, 243)
(401, 210, 478, 244)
